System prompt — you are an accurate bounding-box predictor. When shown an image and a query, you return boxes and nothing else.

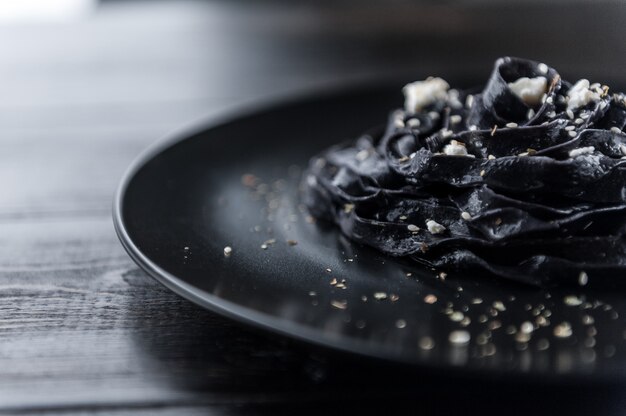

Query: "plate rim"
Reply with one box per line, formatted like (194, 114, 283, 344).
(113, 84, 623, 383)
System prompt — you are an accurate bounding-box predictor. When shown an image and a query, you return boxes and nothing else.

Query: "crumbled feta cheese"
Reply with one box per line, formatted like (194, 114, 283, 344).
(567, 79, 601, 111)
(443, 140, 468, 156)
(568, 146, 594, 158)
(403, 77, 450, 113)
(507, 76, 548, 106)
(537, 63, 549, 74)
(426, 220, 446, 234)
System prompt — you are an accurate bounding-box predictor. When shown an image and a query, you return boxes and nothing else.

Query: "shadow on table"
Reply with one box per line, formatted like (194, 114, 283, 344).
(124, 268, 625, 416)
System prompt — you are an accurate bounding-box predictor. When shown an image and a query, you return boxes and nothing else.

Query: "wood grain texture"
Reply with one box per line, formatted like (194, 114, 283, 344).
(1, 1, 626, 414)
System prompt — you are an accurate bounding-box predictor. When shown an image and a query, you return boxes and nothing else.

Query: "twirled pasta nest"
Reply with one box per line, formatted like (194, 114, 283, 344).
(303, 57, 626, 287)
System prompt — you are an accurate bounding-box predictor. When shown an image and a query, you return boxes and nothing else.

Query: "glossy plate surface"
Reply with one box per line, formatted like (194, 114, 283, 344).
(115, 84, 626, 380)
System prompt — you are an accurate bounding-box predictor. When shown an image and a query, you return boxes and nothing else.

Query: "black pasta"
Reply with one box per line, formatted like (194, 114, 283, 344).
(303, 57, 626, 287)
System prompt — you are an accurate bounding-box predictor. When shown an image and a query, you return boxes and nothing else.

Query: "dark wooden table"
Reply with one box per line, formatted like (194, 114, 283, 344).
(2, 1, 626, 414)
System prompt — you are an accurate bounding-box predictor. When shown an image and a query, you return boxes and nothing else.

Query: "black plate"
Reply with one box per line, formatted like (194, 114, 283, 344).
(114, 84, 626, 381)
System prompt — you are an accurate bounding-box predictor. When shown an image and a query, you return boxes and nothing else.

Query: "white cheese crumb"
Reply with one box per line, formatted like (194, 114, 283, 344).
(223, 246, 233, 257)
(443, 140, 468, 156)
(426, 219, 446, 234)
(507, 76, 548, 106)
(568, 146, 594, 157)
(403, 77, 450, 113)
(567, 79, 601, 111)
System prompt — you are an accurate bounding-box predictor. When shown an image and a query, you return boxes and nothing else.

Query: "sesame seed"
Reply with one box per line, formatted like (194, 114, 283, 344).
(565, 125, 575, 131)
(515, 332, 531, 343)
(505, 122, 518, 128)
(568, 131, 577, 138)
(419, 336, 435, 350)
(325, 268, 332, 273)
(424, 294, 438, 304)
(611, 126, 622, 134)
(538, 63, 548, 74)
(568, 146, 594, 157)
(450, 311, 464, 322)
(469, 125, 478, 131)
(449, 330, 471, 345)
(566, 109, 575, 119)
(537, 339, 550, 351)
(223, 246, 233, 257)
(450, 115, 462, 124)
(395, 319, 407, 329)
(407, 224, 420, 232)
(575, 118, 584, 124)
(331, 299, 348, 310)
(564, 295, 583, 306)
(488, 154, 496, 160)
(520, 321, 534, 334)
(461, 211, 472, 221)
(554, 322, 573, 338)
(407, 118, 421, 127)
(578, 271, 589, 286)
(493, 301, 506, 311)
(465, 95, 474, 108)
(373, 292, 388, 300)
(428, 111, 440, 120)
(480, 169, 486, 177)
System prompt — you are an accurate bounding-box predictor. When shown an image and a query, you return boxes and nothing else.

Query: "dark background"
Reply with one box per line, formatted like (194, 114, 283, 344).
(1, 0, 625, 414)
